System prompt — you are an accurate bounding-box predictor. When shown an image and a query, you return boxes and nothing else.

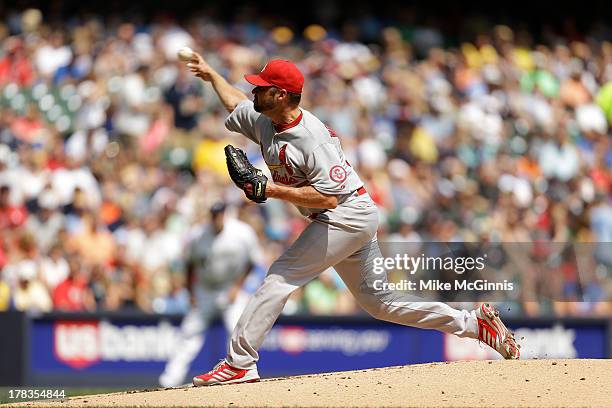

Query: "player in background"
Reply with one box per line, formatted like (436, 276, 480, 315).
(158, 201, 264, 387)
(184, 52, 520, 386)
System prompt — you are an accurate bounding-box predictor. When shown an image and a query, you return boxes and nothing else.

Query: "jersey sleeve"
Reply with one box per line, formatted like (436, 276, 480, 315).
(224, 100, 261, 144)
(303, 143, 351, 195)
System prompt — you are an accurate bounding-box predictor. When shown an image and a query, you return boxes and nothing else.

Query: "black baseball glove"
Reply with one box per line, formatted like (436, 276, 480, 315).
(224, 144, 268, 203)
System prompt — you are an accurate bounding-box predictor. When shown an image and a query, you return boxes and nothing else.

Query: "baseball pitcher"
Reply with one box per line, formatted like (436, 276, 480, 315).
(184, 53, 519, 386)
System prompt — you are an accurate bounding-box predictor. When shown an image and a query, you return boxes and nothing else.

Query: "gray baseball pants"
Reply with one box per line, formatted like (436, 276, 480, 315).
(226, 194, 479, 369)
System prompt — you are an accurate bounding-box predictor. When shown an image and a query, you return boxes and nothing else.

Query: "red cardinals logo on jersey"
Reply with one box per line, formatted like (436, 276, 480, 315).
(267, 144, 298, 185)
(267, 144, 294, 176)
(278, 144, 294, 175)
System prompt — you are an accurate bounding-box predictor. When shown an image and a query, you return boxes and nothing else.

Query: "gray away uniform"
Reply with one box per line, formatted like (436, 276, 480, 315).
(224, 100, 479, 369)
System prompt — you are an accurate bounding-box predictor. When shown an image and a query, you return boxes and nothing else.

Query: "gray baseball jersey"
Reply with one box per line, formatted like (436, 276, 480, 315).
(225, 100, 364, 219)
(187, 218, 262, 290)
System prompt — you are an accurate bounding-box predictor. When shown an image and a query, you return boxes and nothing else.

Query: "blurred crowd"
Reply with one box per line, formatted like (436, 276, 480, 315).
(0, 4, 611, 318)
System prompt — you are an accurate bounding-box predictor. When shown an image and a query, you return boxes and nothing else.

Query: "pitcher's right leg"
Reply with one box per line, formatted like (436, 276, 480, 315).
(193, 271, 300, 386)
(194, 218, 375, 386)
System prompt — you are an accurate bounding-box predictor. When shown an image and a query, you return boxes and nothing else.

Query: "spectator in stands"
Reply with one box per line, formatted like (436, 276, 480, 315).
(34, 31, 73, 80)
(52, 257, 96, 311)
(25, 190, 65, 253)
(0, 37, 34, 87)
(0, 184, 27, 229)
(39, 244, 69, 292)
(12, 260, 52, 313)
(66, 212, 116, 267)
(105, 243, 148, 311)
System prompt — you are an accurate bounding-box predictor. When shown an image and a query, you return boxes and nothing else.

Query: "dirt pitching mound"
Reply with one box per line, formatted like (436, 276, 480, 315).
(8, 359, 612, 407)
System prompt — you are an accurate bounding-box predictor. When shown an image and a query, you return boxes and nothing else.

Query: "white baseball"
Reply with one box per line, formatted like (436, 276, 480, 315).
(177, 46, 194, 62)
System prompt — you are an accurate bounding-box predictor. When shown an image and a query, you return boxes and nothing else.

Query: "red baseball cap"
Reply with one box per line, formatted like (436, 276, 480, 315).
(245, 60, 304, 94)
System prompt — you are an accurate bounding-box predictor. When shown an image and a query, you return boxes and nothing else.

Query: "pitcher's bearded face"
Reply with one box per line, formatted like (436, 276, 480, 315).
(252, 86, 278, 112)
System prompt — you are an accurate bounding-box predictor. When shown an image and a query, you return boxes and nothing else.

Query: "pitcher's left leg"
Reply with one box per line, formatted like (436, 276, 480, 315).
(334, 237, 520, 358)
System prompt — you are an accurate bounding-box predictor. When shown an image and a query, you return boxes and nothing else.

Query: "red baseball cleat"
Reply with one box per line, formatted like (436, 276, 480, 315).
(192, 360, 260, 386)
(477, 303, 521, 360)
